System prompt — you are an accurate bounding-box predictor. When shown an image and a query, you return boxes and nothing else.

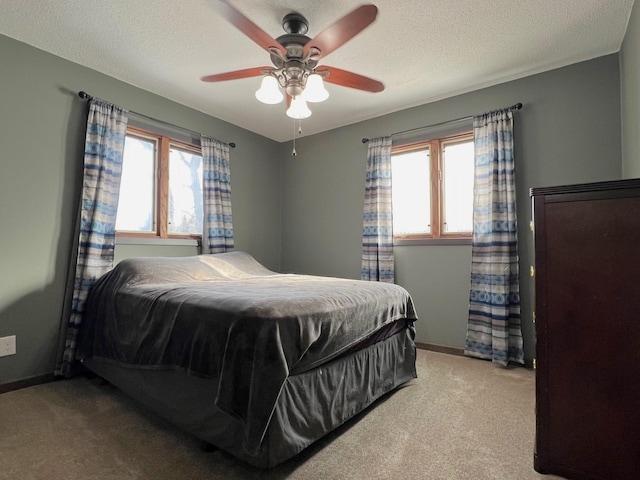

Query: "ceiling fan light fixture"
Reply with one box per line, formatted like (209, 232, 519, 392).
(302, 73, 329, 103)
(255, 75, 284, 104)
(286, 96, 312, 119)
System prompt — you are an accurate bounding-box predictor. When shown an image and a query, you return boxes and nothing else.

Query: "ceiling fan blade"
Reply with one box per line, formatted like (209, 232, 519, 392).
(319, 66, 384, 93)
(303, 4, 378, 60)
(201, 66, 272, 82)
(210, 0, 287, 56)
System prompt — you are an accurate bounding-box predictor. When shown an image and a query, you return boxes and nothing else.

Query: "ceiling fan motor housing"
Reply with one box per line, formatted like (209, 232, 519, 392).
(272, 12, 317, 96)
(272, 12, 317, 65)
(282, 13, 308, 35)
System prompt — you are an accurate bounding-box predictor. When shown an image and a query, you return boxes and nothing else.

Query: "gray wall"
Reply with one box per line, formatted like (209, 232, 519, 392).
(0, 34, 282, 384)
(114, 244, 199, 263)
(280, 54, 622, 360)
(621, 0, 640, 178)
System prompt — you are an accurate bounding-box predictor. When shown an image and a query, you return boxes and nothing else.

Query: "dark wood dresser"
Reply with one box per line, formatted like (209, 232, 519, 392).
(531, 179, 640, 480)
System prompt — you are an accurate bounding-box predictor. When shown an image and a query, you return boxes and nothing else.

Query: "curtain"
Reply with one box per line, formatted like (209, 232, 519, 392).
(361, 136, 394, 282)
(464, 109, 524, 366)
(201, 135, 234, 253)
(56, 99, 129, 376)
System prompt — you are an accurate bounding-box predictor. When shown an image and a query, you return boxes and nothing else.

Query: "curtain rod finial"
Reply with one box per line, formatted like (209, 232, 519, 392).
(362, 138, 369, 143)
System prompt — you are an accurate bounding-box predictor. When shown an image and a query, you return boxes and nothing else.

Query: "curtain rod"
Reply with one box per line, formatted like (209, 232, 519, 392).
(361, 102, 522, 144)
(78, 91, 236, 148)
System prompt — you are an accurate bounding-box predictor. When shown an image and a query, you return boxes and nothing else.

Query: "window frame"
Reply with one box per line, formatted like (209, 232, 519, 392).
(391, 131, 474, 245)
(117, 126, 203, 241)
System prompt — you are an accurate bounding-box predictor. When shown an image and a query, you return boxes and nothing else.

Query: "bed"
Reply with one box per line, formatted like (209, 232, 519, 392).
(77, 251, 417, 468)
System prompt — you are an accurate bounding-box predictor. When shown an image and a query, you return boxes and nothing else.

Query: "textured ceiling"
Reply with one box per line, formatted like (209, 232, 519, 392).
(0, 0, 634, 142)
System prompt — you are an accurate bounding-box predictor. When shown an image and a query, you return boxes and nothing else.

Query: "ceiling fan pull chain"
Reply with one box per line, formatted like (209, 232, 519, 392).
(292, 118, 297, 156)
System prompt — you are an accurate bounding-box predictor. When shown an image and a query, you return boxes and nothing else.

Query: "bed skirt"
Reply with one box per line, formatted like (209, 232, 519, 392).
(82, 326, 417, 468)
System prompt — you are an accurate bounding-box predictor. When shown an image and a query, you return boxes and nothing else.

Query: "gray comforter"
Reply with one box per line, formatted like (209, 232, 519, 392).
(79, 251, 417, 455)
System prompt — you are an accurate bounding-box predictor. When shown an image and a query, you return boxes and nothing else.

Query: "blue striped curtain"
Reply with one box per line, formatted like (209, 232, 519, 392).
(201, 135, 234, 253)
(361, 136, 394, 282)
(465, 110, 524, 366)
(56, 99, 128, 376)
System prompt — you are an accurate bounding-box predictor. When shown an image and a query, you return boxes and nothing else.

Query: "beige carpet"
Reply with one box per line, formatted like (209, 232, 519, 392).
(0, 350, 562, 480)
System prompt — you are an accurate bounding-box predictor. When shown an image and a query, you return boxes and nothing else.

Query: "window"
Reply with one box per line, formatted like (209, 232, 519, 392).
(391, 132, 474, 242)
(116, 127, 203, 239)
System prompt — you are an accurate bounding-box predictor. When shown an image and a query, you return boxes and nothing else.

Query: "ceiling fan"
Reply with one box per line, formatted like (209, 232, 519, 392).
(201, 1, 384, 119)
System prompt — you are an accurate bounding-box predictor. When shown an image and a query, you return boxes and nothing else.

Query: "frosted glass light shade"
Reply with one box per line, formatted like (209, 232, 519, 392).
(286, 96, 312, 119)
(255, 76, 284, 104)
(302, 73, 329, 102)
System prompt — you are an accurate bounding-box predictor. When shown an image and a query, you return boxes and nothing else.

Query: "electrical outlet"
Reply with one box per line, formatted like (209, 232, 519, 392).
(0, 335, 16, 357)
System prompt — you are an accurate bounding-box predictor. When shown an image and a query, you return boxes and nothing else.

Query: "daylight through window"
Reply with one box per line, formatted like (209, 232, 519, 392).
(116, 127, 203, 239)
(391, 132, 474, 242)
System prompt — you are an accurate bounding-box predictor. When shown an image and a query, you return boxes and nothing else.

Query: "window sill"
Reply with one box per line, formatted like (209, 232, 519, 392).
(116, 236, 200, 247)
(394, 237, 472, 246)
